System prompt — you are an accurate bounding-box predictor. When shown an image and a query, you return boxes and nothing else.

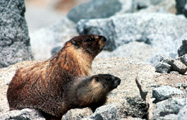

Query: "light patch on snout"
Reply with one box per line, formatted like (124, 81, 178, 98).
(98, 39, 105, 49)
(94, 36, 99, 39)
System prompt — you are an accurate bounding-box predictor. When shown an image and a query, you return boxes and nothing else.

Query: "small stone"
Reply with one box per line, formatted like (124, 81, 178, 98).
(155, 62, 171, 73)
(169, 59, 187, 74)
(152, 86, 184, 102)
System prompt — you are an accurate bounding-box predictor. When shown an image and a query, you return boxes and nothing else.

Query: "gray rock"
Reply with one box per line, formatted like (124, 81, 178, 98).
(153, 98, 186, 119)
(62, 108, 92, 120)
(180, 54, 187, 66)
(83, 103, 123, 120)
(155, 62, 171, 73)
(157, 114, 177, 120)
(68, 0, 122, 23)
(177, 105, 187, 120)
(152, 86, 184, 102)
(169, 59, 187, 74)
(138, 0, 175, 14)
(77, 13, 187, 52)
(176, 0, 187, 17)
(0, 0, 33, 68)
(178, 40, 187, 57)
(0, 108, 45, 120)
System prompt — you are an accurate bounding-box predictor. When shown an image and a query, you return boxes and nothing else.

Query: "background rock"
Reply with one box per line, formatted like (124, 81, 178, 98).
(67, 0, 122, 23)
(0, 0, 33, 68)
(77, 13, 187, 56)
(30, 17, 78, 60)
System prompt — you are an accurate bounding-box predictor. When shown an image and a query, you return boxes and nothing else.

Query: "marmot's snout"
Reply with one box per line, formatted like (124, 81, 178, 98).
(112, 77, 121, 89)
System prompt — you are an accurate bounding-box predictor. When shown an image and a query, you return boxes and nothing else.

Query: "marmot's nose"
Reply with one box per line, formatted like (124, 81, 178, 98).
(99, 35, 107, 42)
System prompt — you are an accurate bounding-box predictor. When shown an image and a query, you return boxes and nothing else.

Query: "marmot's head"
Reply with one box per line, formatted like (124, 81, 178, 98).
(92, 74, 121, 91)
(76, 74, 121, 106)
(70, 34, 106, 57)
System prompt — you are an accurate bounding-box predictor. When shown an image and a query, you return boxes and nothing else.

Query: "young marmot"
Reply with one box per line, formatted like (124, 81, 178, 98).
(7, 34, 113, 119)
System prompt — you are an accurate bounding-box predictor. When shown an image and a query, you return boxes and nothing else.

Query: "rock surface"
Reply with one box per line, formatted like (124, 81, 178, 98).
(77, 13, 187, 54)
(0, 0, 33, 68)
(0, 58, 186, 119)
(0, 108, 45, 120)
(152, 86, 184, 102)
(153, 98, 186, 119)
(67, 0, 122, 23)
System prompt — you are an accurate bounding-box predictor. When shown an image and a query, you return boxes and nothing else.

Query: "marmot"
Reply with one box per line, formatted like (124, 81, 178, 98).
(7, 34, 120, 120)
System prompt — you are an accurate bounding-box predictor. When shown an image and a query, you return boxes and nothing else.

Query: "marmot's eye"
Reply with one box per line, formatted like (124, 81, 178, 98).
(85, 37, 94, 42)
(106, 77, 110, 81)
(95, 77, 100, 82)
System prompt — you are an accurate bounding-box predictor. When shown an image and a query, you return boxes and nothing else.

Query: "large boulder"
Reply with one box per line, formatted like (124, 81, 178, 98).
(77, 13, 187, 55)
(67, 0, 122, 23)
(0, 0, 33, 68)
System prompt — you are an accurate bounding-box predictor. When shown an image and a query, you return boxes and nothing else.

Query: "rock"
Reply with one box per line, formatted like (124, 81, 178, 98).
(177, 105, 187, 120)
(155, 62, 171, 73)
(51, 46, 61, 55)
(152, 86, 184, 102)
(1, 58, 187, 119)
(67, 0, 122, 23)
(175, 0, 187, 17)
(62, 108, 93, 120)
(0, 108, 45, 120)
(77, 13, 187, 53)
(30, 16, 78, 60)
(83, 103, 125, 120)
(169, 59, 187, 74)
(153, 98, 186, 119)
(138, 0, 176, 14)
(179, 54, 187, 66)
(178, 40, 187, 57)
(0, 0, 33, 68)
(97, 41, 158, 62)
(157, 114, 177, 120)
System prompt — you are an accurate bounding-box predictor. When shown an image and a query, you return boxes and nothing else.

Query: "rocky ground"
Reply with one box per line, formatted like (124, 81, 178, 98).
(0, 0, 187, 120)
(0, 57, 186, 120)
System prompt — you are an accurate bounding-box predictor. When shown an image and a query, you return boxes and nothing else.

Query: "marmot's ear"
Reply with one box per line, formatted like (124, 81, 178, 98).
(71, 39, 79, 48)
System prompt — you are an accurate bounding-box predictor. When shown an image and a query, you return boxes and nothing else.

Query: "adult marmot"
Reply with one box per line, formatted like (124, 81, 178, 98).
(7, 34, 119, 119)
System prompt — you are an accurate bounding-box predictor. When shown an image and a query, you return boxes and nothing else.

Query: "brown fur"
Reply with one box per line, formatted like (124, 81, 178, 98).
(7, 34, 107, 120)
